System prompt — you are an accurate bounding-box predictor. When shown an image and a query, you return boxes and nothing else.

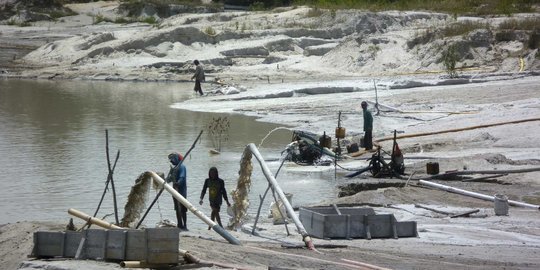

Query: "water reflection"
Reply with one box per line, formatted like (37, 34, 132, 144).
(0, 79, 337, 229)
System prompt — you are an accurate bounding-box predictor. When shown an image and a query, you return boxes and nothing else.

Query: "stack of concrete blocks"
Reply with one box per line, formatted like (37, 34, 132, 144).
(299, 206, 418, 239)
(32, 228, 179, 264)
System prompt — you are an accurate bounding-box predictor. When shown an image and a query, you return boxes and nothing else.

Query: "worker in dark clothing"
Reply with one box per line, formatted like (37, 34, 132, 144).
(361, 101, 373, 150)
(199, 167, 231, 228)
(191, 60, 205, 96)
(167, 152, 188, 230)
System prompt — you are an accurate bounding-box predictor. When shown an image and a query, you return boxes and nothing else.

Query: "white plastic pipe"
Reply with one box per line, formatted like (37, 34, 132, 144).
(247, 143, 314, 249)
(419, 180, 540, 210)
(149, 171, 241, 245)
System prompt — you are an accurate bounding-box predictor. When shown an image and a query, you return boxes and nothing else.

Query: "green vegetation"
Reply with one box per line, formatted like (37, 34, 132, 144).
(120, 0, 203, 5)
(249, 2, 266, 11)
(141, 16, 158, 24)
(92, 14, 159, 25)
(204, 26, 217, 35)
(295, 0, 534, 15)
(440, 21, 490, 37)
(6, 19, 32, 27)
(442, 44, 459, 78)
(93, 14, 111, 24)
(114, 17, 131, 24)
(306, 7, 324, 17)
(49, 9, 77, 19)
(528, 31, 540, 49)
(220, 0, 535, 15)
(367, 44, 380, 57)
(498, 17, 540, 31)
(206, 117, 230, 152)
(118, 0, 207, 17)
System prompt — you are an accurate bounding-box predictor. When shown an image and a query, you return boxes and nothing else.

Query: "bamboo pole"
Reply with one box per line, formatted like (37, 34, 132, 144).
(376, 118, 540, 143)
(247, 143, 314, 249)
(149, 171, 241, 245)
(68, 208, 123, 229)
(418, 180, 540, 210)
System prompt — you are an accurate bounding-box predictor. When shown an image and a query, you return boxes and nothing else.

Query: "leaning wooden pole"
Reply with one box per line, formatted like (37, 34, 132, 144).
(105, 129, 120, 225)
(247, 143, 315, 249)
(85, 149, 120, 230)
(149, 171, 241, 245)
(68, 208, 123, 229)
(419, 180, 540, 210)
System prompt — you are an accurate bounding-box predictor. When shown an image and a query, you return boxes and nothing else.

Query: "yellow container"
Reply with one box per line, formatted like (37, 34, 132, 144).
(335, 127, 346, 139)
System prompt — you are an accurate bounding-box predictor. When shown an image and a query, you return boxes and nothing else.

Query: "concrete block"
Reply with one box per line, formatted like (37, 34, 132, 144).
(33, 232, 64, 258)
(125, 229, 146, 261)
(63, 231, 83, 258)
(146, 228, 179, 264)
(106, 230, 127, 261)
(85, 229, 107, 260)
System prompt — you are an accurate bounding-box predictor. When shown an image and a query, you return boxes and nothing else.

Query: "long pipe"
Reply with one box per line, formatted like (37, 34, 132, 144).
(376, 117, 540, 143)
(429, 167, 540, 177)
(418, 180, 540, 210)
(148, 171, 241, 245)
(247, 143, 314, 249)
(68, 208, 123, 229)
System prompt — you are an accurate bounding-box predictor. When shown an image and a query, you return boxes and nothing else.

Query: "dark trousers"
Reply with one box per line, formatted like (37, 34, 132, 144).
(194, 80, 203, 95)
(364, 129, 373, 150)
(172, 187, 187, 229)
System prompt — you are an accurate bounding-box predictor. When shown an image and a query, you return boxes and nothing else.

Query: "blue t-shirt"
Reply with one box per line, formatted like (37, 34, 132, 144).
(174, 164, 187, 198)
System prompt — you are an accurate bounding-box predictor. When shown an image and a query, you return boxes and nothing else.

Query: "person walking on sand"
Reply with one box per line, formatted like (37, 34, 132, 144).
(199, 167, 231, 229)
(191, 60, 205, 96)
(361, 101, 373, 150)
(167, 152, 188, 230)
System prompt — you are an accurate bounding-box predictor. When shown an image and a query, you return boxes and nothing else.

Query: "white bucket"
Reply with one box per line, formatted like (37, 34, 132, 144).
(494, 194, 509, 216)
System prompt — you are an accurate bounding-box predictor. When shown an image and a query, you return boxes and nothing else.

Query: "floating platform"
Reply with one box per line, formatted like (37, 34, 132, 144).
(299, 206, 418, 239)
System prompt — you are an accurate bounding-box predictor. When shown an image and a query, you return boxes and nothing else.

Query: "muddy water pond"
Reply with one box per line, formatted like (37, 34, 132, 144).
(0, 79, 337, 230)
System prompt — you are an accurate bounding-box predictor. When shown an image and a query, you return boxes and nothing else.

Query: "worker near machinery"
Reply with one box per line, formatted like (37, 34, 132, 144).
(361, 101, 373, 150)
(167, 152, 188, 230)
(199, 167, 231, 229)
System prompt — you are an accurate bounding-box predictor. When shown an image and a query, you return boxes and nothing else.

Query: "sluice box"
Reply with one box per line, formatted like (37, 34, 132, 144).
(299, 206, 418, 239)
(32, 228, 179, 264)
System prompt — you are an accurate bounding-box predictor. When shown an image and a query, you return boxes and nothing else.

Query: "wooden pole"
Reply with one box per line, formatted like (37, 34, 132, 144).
(105, 130, 120, 225)
(84, 149, 120, 230)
